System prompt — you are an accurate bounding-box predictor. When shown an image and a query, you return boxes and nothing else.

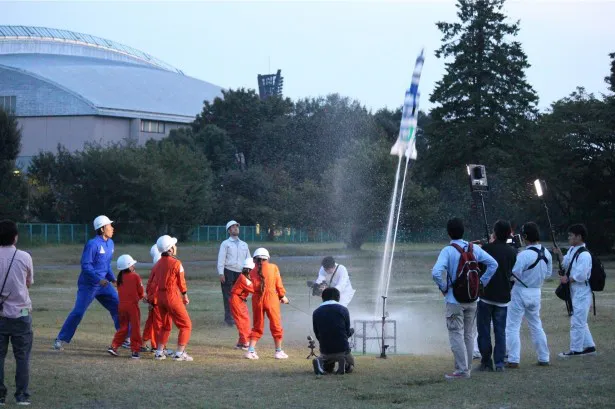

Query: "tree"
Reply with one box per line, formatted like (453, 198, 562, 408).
(526, 88, 615, 253)
(426, 0, 538, 172)
(0, 109, 27, 220)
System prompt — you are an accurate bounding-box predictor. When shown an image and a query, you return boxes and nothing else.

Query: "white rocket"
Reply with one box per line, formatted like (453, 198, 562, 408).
(390, 49, 424, 159)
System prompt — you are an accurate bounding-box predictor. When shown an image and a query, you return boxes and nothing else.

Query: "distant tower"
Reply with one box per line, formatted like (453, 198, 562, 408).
(257, 69, 284, 100)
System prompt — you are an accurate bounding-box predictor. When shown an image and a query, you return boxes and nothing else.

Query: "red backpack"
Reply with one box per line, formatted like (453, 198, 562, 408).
(447, 243, 481, 303)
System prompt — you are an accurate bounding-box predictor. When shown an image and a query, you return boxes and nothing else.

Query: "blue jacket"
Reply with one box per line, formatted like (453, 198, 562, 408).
(312, 301, 351, 354)
(77, 235, 116, 287)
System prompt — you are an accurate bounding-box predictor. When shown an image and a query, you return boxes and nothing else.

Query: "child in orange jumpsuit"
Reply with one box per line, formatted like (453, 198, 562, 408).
(230, 257, 255, 350)
(107, 254, 144, 359)
(245, 248, 290, 360)
(141, 244, 172, 354)
(152, 235, 193, 361)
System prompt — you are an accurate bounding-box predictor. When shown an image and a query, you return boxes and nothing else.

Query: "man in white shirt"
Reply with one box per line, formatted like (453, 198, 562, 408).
(314, 257, 355, 307)
(217, 220, 250, 326)
(506, 222, 552, 368)
(554, 224, 597, 357)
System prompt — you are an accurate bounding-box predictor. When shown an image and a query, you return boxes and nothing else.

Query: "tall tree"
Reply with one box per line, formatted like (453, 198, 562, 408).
(426, 0, 538, 172)
(0, 109, 27, 220)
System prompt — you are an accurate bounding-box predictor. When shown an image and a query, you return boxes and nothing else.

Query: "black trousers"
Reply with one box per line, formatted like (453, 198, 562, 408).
(0, 315, 32, 401)
(221, 269, 241, 324)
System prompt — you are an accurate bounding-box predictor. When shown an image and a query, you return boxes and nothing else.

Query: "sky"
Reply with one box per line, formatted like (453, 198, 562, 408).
(2, 0, 614, 112)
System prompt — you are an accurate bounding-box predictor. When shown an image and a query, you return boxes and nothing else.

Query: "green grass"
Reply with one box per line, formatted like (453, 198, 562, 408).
(13, 243, 615, 408)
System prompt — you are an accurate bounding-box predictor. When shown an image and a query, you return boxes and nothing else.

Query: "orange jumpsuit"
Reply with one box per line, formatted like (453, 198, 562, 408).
(111, 271, 144, 353)
(153, 255, 192, 347)
(230, 274, 254, 345)
(249, 261, 286, 342)
(142, 267, 172, 349)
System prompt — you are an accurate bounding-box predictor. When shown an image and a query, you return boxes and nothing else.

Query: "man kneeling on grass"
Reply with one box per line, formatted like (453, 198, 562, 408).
(312, 287, 355, 375)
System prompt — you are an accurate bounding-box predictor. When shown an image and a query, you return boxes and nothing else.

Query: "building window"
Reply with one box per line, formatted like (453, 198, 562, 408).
(0, 96, 16, 114)
(140, 120, 165, 134)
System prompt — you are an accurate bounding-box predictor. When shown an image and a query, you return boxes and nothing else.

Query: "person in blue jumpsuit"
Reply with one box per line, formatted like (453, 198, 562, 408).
(53, 215, 121, 350)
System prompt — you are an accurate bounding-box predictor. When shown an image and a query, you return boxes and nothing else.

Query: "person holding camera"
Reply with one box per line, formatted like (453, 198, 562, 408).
(0, 221, 33, 405)
(554, 224, 597, 358)
(312, 287, 355, 375)
(313, 256, 355, 307)
(476, 220, 517, 372)
(506, 222, 552, 368)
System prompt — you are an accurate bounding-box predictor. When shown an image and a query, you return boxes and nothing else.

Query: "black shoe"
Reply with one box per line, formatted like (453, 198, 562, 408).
(312, 358, 325, 375)
(582, 346, 597, 355)
(0, 396, 5, 406)
(225, 321, 235, 327)
(15, 396, 30, 406)
(478, 363, 494, 372)
(537, 361, 550, 366)
(495, 366, 504, 372)
(107, 347, 118, 357)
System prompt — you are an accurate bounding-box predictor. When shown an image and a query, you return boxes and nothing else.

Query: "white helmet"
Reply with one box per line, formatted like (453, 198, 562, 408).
(117, 254, 137, 270)
(253, 247, 270, 260)
(93, 215, 113, 230)
(243, 257, 255, 270)
(156, 235, 178, 253)
(150, 244, 161, 264)
(226, 220, 240, 231)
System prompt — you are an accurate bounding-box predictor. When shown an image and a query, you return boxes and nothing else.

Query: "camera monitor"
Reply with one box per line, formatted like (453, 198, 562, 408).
(467, 164, 489, 191)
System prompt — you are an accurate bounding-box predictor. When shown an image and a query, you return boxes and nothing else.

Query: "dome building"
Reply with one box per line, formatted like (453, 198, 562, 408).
(0, 25, 223, 167)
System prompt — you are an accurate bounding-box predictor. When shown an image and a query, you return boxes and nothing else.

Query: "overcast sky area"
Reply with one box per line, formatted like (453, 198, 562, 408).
(2, 0, 614, 112)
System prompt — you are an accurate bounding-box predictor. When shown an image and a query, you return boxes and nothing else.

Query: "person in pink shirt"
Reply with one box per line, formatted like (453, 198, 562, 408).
(0, 220, 33, 406)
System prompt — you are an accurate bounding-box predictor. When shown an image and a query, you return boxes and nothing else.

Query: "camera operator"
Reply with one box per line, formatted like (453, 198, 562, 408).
(313, 256, 355, 307)
(311, 287, 355, 375)
(477, 220, 517, 372)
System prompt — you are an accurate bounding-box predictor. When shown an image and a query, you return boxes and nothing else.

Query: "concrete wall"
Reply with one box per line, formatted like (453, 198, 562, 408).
(17, 115, 131, 157)
(0, 66, 96, 116)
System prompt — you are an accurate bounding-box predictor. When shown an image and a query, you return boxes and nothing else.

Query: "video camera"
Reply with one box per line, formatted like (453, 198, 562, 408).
(506, 233, 524, 249)
(307, 280, 327, 297)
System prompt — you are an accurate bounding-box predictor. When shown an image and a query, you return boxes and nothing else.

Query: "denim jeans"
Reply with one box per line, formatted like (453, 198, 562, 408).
(0, 315, 32, 401)
(477, 300, 507, 368)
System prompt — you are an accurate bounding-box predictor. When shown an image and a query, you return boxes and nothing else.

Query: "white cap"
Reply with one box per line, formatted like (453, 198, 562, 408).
(150, 244, 161, 264)
(253, 247, 270, 260)
(93, 215, 113, 230)
(156, 235, 178, 253)
(117, 254, 137, 270)
(243, 257, 255, 270)
(226, 220, 240, 231)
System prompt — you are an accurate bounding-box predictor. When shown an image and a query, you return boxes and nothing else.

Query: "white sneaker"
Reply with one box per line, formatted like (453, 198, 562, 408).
(274, 350, 289, 359)
(154, 351, 166, 360)
(244, 351, 259, 360)
(52, 339, 64, 351)
(173, 352, 194, 361)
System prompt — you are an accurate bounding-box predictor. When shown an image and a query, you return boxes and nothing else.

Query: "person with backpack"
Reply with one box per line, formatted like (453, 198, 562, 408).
(506, 222, 552, 368)
(477, 220, 517, 372)
(554, 224, 597, 357)
(431, 218, 498, 379)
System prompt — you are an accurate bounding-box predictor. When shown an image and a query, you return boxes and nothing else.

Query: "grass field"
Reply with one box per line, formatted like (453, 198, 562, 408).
(13, 242, 615, 408)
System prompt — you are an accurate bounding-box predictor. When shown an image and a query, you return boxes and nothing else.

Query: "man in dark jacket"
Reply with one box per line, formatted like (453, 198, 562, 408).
(478, 220, 517, 371)
(312, 287, 354, 374)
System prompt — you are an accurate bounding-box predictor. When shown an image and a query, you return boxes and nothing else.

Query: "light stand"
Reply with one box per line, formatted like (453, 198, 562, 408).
(379, 295, 389, 359)
(307, 336, 317, 359)
(534, 179, 572, 316)
(467, 164, 490, 242)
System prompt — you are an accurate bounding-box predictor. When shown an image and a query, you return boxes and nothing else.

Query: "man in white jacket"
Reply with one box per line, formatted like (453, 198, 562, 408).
(506, 222, 552, 368)
(314, 257, 355, 307)
(217, 220, 250, 326)
(554, 224, 597, 357)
